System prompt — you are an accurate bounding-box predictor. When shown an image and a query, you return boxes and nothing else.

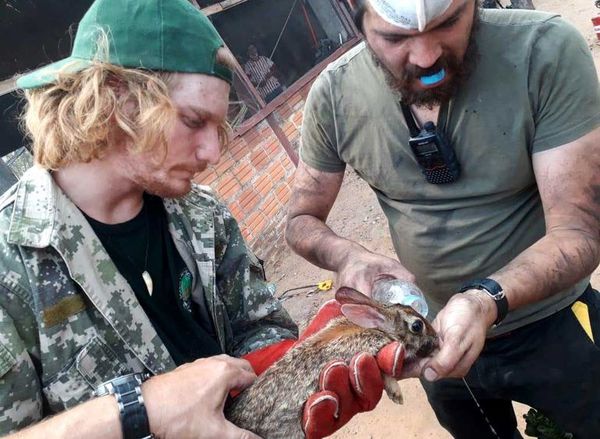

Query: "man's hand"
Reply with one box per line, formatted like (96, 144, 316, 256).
(409, 291, 497, 381)
(336, 250, 415, 296)
(143, 355, 261, 439)
(302, 342, 405, 439)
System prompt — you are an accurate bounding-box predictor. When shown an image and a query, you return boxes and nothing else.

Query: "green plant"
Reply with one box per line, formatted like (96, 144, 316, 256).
(523, 409, 573, 439)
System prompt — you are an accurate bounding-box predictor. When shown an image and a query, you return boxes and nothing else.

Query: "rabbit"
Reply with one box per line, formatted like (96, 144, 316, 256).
(225, 286, 439, 439)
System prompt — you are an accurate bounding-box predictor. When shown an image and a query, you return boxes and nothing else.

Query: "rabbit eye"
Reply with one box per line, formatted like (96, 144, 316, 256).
(410, 319, 424, 334)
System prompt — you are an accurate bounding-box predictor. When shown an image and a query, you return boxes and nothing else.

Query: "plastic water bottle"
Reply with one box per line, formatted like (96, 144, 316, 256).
(372, 278, 429, 318)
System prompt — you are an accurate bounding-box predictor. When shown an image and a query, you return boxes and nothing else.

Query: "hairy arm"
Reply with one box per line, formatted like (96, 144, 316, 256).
(420, 127, 600, 381)
(7, 356, 259, 439)
(7, 397, 121, 439)
(285, 160, 352, 270)
(489, 126, 600, 314)
(285, 161, 414, 294)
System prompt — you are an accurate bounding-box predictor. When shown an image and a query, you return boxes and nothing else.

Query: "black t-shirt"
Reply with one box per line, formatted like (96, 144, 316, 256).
(85, 193, 222, 365)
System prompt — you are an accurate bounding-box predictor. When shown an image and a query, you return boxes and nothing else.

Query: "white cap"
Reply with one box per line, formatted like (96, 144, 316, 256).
(367, 0, 452, 32)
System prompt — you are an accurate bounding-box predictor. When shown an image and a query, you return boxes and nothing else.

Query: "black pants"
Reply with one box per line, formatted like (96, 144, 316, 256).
(422, 286, 600, 439)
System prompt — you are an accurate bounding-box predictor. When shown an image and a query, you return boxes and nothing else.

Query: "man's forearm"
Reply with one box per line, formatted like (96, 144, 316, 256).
(285, 214, 369, 271)
(491, 229, 600, 311)
(9, 395, 121, 439)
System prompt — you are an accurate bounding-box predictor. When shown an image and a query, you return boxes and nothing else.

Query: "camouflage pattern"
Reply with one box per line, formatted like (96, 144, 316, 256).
(0, 166, 298, 434)
(1, 147, 33, 180)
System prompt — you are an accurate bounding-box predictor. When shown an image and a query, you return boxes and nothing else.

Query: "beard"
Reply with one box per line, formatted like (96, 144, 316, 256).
(368, 8, 480, 109)
(138, 175, 193, 199)
(121, 159, 196, 200)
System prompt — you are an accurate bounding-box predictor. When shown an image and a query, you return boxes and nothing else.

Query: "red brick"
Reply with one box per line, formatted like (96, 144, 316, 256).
(215, 154, 235, 175)
(195, 168, 218, 186)
(240, 227, 253, 243)
(261, 197, 281, 219)
(265, 138, 281, 155)
(275, 186, 290, 204)
(282, 121, 295, 134)
(216, 175, 241, 200)
(247, 211, 267, 236)
(231, 145, 249, 161)
(287, 93, 303, 107)
(283, 128, 298, 141)
(242, 126, 261, 145)
(255, 174, 273, 197)
(259, 124, 273, 138)
(268, 162, 286, 183)
(228, 138, 249, 161)
(228, 201, 244, 221)
(226, 136, 244, 153)
(246, 132, 269, 151)
(277, 103, 294, 120)
(292, 111, 303, 126)
(250, 149, 269, 171)
(287, 128, 300, 141)
(282, 157, 296, 173)
(221, 184, 242, 201)
(239, 187, 261, 213)
(233, 161, 254, 186)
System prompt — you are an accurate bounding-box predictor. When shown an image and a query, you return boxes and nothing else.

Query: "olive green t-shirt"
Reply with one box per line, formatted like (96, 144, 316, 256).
(300, 9, 600, 334)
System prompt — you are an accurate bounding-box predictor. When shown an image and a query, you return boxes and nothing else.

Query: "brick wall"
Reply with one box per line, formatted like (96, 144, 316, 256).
(194, 79, 314, 261)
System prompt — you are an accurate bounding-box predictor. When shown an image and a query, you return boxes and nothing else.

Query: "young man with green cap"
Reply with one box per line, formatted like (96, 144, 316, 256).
(286, 0, 600, 437)
(0, 0, 406, 438)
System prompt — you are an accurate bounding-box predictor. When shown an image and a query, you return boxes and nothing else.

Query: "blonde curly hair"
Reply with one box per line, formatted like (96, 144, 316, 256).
(21, 39, 234, 170)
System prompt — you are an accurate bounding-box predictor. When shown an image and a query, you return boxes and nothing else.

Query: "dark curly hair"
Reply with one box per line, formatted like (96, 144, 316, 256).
(352, 0, 367, 32)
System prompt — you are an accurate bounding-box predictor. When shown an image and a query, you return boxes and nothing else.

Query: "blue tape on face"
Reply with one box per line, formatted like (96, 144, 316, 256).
(419, 68, 446, 86)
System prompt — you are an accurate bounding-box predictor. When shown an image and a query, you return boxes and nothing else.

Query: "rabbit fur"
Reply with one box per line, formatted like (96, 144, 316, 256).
(226, 287, 438, 439)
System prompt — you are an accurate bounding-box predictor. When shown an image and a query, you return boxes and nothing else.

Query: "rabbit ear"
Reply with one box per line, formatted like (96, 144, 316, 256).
(336, 287, 377, 306)
(341, 304, 393, 331)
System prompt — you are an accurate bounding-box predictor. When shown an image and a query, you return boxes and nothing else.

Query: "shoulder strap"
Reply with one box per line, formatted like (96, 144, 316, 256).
(400, 102, 421, 137)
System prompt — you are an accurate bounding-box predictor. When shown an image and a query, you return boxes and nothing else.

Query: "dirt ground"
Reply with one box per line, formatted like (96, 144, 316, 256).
(264, 1, 600, 437)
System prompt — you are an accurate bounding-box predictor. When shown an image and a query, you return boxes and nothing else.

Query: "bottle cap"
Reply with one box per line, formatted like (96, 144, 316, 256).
(372, 278, 429, 317)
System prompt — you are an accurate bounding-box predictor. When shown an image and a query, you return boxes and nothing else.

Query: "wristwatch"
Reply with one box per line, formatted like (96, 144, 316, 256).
(94, 372, 154, 439)
(459, 278, 509, 326)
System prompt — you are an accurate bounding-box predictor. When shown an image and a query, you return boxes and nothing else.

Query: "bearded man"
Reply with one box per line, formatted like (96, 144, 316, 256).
(286, 0, 600, 437)
(0, 0, 408, 438)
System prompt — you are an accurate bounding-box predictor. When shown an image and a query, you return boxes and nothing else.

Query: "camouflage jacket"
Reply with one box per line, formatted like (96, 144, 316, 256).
(0, 166, 298, 434)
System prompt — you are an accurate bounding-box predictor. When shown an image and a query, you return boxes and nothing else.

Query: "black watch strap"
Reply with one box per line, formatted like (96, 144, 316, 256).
(94, 373, 153, 439)
(114, 377, 153, 439)
(459, 278, 508, 326)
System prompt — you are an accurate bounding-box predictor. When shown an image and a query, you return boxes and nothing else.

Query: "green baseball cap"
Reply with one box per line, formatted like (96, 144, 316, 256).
(17, 0, 233, 89)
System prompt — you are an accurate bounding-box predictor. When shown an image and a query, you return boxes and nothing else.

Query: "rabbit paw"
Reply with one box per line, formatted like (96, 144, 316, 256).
(383, 374, 403, 405)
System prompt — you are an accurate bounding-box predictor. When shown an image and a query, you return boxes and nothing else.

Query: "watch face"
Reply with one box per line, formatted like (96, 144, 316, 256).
(94, 372, 150, 396)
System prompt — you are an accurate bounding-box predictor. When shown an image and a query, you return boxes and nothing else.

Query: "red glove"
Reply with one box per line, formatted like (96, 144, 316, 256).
(302, 342, 404, 439)
(242, 300, 346, 375)
(241, 300, 405, 439)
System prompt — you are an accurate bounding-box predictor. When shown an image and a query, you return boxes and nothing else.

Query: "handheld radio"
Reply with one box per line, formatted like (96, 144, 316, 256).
(400, 102, 460, 184)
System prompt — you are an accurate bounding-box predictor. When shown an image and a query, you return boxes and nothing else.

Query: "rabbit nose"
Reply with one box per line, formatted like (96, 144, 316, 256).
(416, 338, 438, 357)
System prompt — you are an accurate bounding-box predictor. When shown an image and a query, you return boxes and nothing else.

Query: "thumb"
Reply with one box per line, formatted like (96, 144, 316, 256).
(228, 368, 257, 393)
(222, 369, 257, 405)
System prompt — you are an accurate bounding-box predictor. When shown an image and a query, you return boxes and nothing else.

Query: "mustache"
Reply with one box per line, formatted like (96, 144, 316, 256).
(402, 59, 451, 82)
(368, 35, 479, 108)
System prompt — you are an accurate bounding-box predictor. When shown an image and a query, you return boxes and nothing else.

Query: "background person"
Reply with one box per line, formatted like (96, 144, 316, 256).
(244, 44, 285, 102)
